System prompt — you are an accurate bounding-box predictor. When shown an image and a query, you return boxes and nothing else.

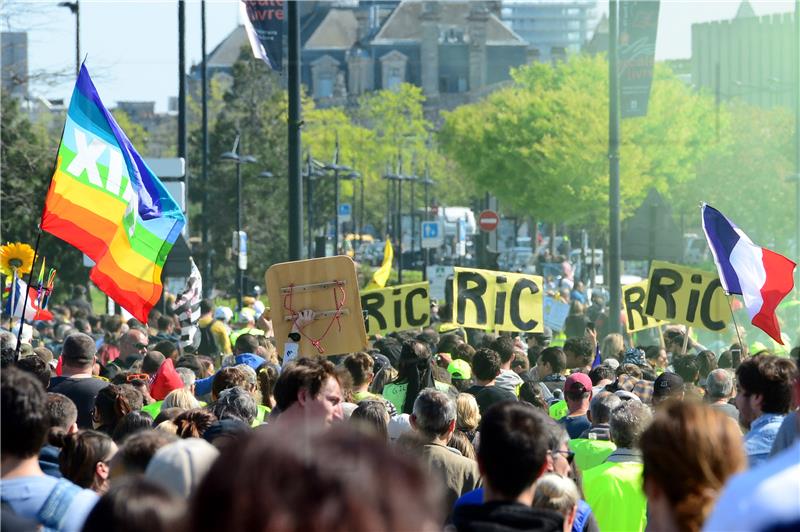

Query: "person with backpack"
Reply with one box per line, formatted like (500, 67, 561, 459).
(197, 300, 232, 363)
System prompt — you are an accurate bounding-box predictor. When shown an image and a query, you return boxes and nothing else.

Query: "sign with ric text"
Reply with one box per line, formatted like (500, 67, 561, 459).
(623, 280, 666, 332)
(360, 282, 430, 335)
(644, 261, 731, 331)
(454, 267, 544, 333)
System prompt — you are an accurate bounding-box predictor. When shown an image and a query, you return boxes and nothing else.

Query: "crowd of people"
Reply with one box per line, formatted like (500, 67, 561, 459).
(1, 288, 799, 532)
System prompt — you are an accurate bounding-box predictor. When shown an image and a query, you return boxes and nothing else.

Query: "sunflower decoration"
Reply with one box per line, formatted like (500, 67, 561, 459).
(0, 242, 35, 277)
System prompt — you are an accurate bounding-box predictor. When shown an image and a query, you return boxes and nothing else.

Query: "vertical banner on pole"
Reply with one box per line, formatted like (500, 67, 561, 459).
(241, 0, 285, 72)
(619, 0, 660, 118)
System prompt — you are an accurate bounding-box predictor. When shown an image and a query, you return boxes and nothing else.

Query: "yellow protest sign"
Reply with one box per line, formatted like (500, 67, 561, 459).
(453, 267, 544, 333)
(360, 282, 430, 335)
(623, 281, 665, 332)
(645, 261, 731, 332)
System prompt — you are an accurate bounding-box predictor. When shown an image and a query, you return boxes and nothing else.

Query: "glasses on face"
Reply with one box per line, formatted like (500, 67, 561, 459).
(551, 449, 575, 464)
(133, 342, 148, 350)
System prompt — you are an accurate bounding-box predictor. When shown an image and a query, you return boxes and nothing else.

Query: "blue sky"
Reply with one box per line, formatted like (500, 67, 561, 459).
(3, 0, 796, 112)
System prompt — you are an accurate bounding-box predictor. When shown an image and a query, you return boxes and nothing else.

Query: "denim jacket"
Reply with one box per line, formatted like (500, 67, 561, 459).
(744, 413, 786, 468)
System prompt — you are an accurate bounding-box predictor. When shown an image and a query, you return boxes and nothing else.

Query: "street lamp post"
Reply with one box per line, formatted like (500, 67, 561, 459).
(420, 166, 434, 280)
(58, 1, 80, 77)
(221, 135, 257, 310)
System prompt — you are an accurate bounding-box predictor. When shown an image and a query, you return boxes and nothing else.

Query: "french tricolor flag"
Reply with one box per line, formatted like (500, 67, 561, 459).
(701, 203, 796, 344)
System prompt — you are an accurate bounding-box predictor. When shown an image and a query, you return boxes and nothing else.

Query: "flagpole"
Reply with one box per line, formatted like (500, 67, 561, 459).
(725, 294, 745, 353)
(14, 228, 42, 360)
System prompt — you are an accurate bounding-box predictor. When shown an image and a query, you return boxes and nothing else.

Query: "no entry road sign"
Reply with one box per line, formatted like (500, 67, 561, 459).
(478, 210, 500, 232)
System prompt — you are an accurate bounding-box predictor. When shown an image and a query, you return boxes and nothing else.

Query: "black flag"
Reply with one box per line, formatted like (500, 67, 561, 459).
(241, 0, 285, 72)
(619, 1, 660, 118)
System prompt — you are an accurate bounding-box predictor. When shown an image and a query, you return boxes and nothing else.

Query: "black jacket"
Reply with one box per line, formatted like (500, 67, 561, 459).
(451, 501, 563, 532)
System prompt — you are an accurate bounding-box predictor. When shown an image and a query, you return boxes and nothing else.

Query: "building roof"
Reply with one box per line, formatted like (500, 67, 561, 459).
(372, 0, 525, 45)
(305, 8, 359, 50)
(206, 25, 248, 69)
(734, 0, 756, 19)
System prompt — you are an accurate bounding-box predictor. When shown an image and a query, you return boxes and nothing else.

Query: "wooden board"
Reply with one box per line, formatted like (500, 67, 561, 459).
(266, 256, 367, 357)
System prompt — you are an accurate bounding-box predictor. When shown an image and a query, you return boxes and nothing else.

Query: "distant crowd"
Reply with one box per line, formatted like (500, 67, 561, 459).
(1, 284, 799, 532)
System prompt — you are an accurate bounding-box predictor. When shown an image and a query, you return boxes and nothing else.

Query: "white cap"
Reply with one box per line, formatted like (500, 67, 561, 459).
(387, 414, 413, 442)
(214, 306, 233, 322)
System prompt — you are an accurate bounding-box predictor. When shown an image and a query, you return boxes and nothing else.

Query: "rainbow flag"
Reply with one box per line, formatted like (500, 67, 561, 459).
(41, 65, 185, 322)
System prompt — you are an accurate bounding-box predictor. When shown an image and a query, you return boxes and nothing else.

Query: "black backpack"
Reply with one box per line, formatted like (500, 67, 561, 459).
(197, 320, 220, 357)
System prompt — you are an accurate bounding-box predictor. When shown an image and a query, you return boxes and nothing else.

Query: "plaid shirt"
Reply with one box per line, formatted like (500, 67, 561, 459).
(633, 379, 654, 404)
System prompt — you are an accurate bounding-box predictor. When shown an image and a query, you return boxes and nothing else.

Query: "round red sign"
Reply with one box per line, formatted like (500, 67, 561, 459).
(478, 210, 500, 232)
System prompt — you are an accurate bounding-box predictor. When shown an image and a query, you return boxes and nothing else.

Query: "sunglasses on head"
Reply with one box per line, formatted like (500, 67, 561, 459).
(126, 373, 149, 382)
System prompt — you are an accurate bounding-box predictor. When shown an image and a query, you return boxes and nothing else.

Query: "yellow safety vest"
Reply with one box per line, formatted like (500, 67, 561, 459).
(582, 461, 647, 532)
(569, 438, 617, 473)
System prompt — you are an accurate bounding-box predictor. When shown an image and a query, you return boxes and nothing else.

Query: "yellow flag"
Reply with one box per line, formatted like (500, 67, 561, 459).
(367, 238, 393, 289)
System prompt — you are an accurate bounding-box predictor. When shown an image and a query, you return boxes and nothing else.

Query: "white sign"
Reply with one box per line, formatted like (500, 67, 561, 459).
(543, 296, 570, 332)
(233, 231, 248, 270)
(338, 203, 352, 223)
(426, 265, 454, 302)
(421, 221, 444, 249)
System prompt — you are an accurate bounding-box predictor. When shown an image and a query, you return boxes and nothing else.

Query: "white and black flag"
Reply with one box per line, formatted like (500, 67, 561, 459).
(173, 258, 202, 352)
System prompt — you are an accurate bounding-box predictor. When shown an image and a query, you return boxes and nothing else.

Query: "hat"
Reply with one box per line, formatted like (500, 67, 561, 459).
(142, 350, 166, 374)
(370, 353, 392, 374)
(447, 359, 472, 380)
(237, 308, 256, 324)
(622, 348, 646, 367)
(653, 372, 684, 397)
(614, 390, 642, 402)
(214, 306, 233, 322)
(601, 358, 620, 370)
(253, 301, 266, 318)
(145, 438, 219, 498)
(150, 358, 184, 401)
(202, 418, 250, 446)
(61, 333, 97, 366)
(564, 372, 592, 394)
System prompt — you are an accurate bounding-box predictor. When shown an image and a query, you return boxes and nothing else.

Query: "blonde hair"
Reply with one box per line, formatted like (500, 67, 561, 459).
(155, 420, 178, 435)
(456, 393, 481, 432)
(601, 333, 625, 361)
(532, 474, 579, 517)
(162, 388, 200, 410)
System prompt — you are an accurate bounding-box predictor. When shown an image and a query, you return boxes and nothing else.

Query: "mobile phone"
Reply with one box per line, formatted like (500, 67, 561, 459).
(586, 322, 595, 332)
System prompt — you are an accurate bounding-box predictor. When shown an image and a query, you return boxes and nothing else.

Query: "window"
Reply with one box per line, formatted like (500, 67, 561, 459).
(316, 73, 333, 98)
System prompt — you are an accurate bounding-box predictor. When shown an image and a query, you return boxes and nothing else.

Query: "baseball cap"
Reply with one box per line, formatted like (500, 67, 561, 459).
(601, 358, 620, 370)
(622, 348, 646, 367)
(61, 333, 97, 366)
(447, 359, 472, 380)
(564, 372, 592, 394)
(237, 307, 256, 324)
(214, 306, 233, 322)
(653, 372, 684, 397)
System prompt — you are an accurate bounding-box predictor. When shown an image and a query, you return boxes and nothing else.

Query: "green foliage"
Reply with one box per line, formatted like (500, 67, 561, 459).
(1, 93, 87, 289)
(111, 109, 148, 151)
(439, 55, 718, 232)
(691, 102, 795, 255)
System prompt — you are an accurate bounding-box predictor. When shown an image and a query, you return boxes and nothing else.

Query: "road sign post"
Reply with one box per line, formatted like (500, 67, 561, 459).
(421, 221, 444, 249)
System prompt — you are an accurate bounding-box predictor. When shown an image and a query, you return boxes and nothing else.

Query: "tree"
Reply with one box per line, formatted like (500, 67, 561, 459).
(439, 55, 718, 233)
(187, 51, 289, 295)
(1, 93, 86, 292)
